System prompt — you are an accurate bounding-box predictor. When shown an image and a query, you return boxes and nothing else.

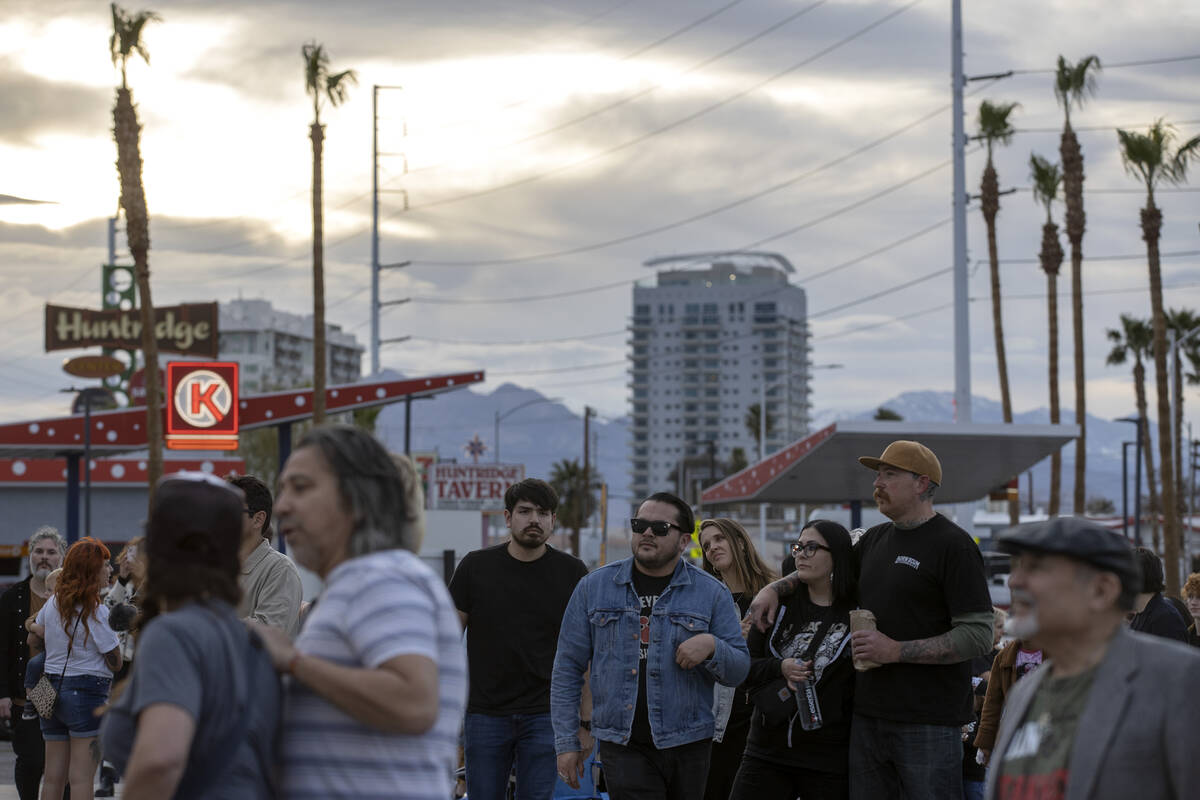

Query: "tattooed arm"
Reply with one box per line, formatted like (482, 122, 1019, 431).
(852, 611, 994, 665)
(746, 572, 804, 631)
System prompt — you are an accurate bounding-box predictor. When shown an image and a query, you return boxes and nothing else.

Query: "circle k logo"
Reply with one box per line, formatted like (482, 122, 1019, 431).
(173, 369, 232, 428)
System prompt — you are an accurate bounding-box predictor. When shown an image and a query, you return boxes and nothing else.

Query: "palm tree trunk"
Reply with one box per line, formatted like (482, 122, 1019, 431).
(114, 87, 162, 510)
(982, 162, 1017, 525)
(310, 121, 327, 424)
(1133, 359, 1161, 551)
(1046, 269, 1061, 516)
(1060, 124, 1087, 514)
(1173, 350, 1186, 523)
(1143, 199, 1181, 594)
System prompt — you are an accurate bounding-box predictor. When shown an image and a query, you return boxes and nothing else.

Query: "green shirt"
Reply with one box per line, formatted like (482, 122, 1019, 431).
(995, 664, 1099, 800)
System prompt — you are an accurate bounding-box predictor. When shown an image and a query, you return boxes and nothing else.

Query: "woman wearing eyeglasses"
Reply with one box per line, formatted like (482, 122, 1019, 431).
(698, 517, 776, 800)
(729, 520, 858, 800)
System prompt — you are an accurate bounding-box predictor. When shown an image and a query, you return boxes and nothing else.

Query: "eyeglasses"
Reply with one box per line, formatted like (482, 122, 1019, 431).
(630, 518, 683, 536)
(243, 508, 257, 517)
(791, 541, 832, 558)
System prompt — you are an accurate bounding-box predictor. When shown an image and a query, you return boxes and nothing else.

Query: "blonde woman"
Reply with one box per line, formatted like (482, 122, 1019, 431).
(699, 518, 777, 800)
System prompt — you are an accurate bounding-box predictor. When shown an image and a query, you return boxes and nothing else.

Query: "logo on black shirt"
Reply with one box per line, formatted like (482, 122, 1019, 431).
(894, 555, 921, 570)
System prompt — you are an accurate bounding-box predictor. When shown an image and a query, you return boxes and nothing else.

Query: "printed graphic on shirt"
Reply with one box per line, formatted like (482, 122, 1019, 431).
(777, 617, 849, 683)
(894, 555, 921, 570)
(996, 770, 1068, 800)
(638, 590, 661, 662)
(1014, 649, 1044, 680)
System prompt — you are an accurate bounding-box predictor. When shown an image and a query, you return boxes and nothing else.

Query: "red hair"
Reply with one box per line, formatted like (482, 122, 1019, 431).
(54, 537, 111, 646)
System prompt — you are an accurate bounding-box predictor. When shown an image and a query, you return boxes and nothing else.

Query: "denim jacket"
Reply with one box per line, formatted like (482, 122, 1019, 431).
(551, 556, 750, 753)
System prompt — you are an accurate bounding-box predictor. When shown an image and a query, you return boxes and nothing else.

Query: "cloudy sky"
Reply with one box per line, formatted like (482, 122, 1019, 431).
(2, 0, 1198, 429)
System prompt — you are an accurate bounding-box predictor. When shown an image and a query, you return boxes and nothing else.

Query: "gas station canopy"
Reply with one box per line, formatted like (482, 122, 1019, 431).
(701, 420, 1080, 506)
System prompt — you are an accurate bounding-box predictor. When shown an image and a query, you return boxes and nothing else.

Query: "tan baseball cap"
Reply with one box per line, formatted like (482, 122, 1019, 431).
(858, 440, 942, 485)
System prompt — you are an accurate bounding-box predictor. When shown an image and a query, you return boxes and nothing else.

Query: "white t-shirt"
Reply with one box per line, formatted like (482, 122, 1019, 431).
(36, 596, 121, 678)
(281, 549, 466, 800)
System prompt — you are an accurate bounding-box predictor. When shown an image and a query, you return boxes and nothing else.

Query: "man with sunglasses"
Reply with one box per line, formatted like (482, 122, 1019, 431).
(551, 492, 749, 798)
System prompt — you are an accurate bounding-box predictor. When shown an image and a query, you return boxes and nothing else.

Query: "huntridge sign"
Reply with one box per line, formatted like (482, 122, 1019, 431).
(429, 463, 525, 511)
(44, 302, 219, 357)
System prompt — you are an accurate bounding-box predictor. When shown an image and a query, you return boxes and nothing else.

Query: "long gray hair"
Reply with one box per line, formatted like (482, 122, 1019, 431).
(296, 425, 422, 556)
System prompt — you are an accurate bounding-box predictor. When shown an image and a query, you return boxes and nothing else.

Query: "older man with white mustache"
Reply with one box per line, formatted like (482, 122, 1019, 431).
(985, 517, 1200, 800)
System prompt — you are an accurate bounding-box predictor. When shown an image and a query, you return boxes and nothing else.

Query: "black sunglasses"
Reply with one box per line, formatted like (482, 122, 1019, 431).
(791, 541, 832, 558)
(630, 518, 683, 536)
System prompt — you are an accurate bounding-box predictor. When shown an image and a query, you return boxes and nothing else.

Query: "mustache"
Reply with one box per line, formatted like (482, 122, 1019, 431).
(522, 525, 544, 533)
(1009, 589, 1036, 607)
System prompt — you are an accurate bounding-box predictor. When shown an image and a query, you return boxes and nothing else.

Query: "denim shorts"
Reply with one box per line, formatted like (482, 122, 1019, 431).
(39, 674, 112, 741)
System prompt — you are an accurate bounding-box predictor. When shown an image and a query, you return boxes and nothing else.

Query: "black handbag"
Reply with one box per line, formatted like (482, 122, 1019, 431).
(751, 611, 834, 727)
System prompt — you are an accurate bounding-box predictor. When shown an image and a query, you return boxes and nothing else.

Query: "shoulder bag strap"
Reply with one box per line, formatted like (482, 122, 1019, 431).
(54, 612, 84, 694)
(799, 614, 836, 664)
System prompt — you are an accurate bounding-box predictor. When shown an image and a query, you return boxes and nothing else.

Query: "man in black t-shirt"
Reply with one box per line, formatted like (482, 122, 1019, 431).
(449, 479, 589, 800)
(847, 441, 994, 800)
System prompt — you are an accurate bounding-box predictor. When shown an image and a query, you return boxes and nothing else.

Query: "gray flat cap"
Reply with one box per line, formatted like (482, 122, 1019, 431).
(997, 517, 1139, 589)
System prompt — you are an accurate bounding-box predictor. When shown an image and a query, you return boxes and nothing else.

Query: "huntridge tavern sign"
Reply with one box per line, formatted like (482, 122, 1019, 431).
(45, 302, 219, 357)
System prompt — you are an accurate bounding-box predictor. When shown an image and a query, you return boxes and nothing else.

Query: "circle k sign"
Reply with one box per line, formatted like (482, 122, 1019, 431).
(166, 361, 240, 450)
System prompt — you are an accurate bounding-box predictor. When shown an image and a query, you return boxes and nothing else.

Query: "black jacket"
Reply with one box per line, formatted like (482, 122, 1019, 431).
(0, 577, 32, 702)
(743, 592, 855, 773)
(1130, 593, 1188, 643)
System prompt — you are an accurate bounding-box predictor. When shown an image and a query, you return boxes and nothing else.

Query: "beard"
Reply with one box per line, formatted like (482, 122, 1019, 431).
(32, 564, 53, 581)
(633, 539, 679, 572)
(511, 526, 547, 550)
(1005, 591, 1040, 641)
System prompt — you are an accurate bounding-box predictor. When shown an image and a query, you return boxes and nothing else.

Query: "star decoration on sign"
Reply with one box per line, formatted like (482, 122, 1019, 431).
(464, 434, 488, 464)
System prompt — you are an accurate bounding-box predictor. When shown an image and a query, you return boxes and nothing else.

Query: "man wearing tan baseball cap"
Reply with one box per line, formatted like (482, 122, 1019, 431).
(748, 439, 994, 799)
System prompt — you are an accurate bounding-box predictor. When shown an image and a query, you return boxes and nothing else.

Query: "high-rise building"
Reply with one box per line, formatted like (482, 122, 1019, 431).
(217, 299, 363, 392)
(628, 252, 811, 503)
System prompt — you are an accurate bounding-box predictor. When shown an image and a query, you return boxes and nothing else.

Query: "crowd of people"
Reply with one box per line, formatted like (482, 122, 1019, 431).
(0, 432, 1198, 800)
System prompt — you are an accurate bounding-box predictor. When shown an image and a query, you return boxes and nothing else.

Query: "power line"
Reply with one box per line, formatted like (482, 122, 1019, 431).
(1007, 53, 1200, 76)
(392, 0, 922, 217)
(411, 330, 627, 347)
(1012, 118, 1200, 135)
(810, 266, 953, 319)
(796, 218, 951, 283)
(489, 360, 628, 376)
(407, 0, 826, 175)
(412, 278, 639, 305)
(993, 249, 1200, 266)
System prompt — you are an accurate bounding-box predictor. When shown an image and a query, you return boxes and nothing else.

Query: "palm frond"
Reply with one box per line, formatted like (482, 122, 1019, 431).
(325, 69, 359, 107)
(302, 41, 328, 97)
(1054, 54, 1101, 111)
(978, 100, 1020, 147)
(1029, 153, 1061, 212)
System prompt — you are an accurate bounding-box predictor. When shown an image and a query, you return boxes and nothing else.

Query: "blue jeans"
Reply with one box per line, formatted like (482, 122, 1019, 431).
(39, 674, 111, 741)
(848, 714, 962, 800)
(597, 738, 711, 800)
(465, 712, 556, 800)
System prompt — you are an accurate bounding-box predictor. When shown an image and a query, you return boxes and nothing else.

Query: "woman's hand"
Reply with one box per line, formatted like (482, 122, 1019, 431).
(246, 620, 296, 673)
(780, 658, 813, 690)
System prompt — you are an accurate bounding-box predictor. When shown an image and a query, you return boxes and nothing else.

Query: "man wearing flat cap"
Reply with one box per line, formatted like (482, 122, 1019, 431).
(985, 518, 1200, 800)
(749, 440, 994, 799)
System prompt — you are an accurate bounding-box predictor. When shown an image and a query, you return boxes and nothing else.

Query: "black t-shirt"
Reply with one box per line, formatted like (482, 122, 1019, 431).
(1130, 593, 1189, 643)
(449, 543, 587, 714)
(853, 514, 993, 726)
(629, 568, 672, 745)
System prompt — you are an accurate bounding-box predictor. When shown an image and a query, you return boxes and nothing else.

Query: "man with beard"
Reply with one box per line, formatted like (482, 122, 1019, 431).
(748, 441, 994, 799)
(551, 492, 749, 798)
(449, 478, 588, 800)
(0, 526, 67, 799)
(986, 517, 1200, 800)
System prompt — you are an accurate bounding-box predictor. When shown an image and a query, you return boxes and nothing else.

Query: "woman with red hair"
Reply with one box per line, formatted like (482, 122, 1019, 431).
(31, 537, 122, 800)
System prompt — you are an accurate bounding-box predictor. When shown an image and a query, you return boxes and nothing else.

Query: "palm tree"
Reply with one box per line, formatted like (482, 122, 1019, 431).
(549, 458, 599, 557)
(1054, 54, 1101, 514)
(1105, 314, 1160, 550)
(1030, 153, 1064, 516)
(110, 3, 162, 509)
(1166, 308, 1200, 522)
(978, 100, 1020, 525)
(744, 403, 775, 453)
(302, 41, 357, 424)
(1117, 119, 1200, 595)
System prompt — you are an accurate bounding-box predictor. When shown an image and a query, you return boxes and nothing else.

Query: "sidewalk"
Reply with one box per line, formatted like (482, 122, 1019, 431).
(0, 744, 122, 798)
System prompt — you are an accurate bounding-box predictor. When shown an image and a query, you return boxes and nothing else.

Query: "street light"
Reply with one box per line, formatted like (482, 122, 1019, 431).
(494, 396, 562, 463)
(1115, 417, 1143, 546)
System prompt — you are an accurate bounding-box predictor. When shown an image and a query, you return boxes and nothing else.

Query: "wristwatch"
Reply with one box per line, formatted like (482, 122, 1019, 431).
(579, 720, 592, 731)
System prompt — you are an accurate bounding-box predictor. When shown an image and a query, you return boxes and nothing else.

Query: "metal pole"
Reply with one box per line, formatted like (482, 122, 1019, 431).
(83, 392, 92, 538)
(1134, 418, 1144, 547)
(404, 396, 412, 455)
(277, 422, 292, 554)
(759, 377, 767, 550)
(108, 216, 117, 264)
(494, 410, 500, 464)
(1026, 470, 1034, 515)
(370, 86, 380, 376)
(65, 454, 80, 545)
(951, 0, 971, 423)
(1121, 441, 1131, 539)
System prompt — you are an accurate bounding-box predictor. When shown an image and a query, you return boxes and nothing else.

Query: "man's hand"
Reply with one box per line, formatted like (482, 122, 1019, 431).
(675, 633, 715, 669)
(0, 697, 11, 721)
(557, 751, 586, 790)
(747, 586, 780, 632)
(850, 629, 901, 665)
(578, 725, 595, 757)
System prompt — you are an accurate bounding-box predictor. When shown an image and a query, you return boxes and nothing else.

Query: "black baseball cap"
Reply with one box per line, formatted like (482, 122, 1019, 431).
(996, 517, 1140, 592)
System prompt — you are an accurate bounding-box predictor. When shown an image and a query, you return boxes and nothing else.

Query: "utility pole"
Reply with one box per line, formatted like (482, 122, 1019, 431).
(371, 84, 407, 375)
(951, 0, 971, 424)
(580, 406, 595, 557)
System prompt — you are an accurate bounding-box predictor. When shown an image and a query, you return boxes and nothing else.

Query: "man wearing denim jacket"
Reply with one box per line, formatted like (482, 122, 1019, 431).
(551, 492, 750, 797)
